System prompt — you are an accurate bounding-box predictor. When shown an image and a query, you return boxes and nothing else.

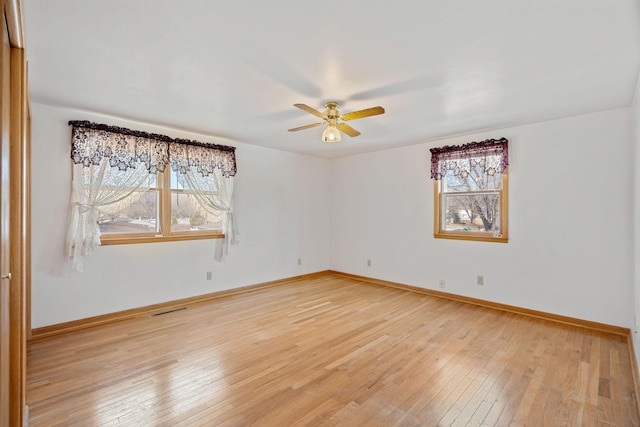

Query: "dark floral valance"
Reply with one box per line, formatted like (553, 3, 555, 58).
(70, 126, 169, 174)
(430, 138, 508, 180)
(69, 121, 237, 177)
(169, 143, 236, 178)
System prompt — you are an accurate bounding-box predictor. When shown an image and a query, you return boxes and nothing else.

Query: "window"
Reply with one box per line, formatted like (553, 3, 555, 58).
(430, 138, 508, 243)
(95, 170, 161, 237)
(168, 168, 222, 233)
(95, 168, 223, 245)
(66, 121, 237, 271)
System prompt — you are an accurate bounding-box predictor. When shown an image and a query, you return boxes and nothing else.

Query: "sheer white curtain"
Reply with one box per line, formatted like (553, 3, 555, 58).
(66, 160, 152, 271)
(179, 166, 237, 260)
(66, 124, 168, 271)
(170, 141, 238, 260)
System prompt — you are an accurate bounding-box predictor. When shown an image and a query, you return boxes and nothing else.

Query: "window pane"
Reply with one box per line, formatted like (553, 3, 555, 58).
(443, 193, 501, 233)
(170, 192, 221, 232)
(170, 169, 183, 190)
(170, 169, 221, 232)
(97, 190, 159, 234)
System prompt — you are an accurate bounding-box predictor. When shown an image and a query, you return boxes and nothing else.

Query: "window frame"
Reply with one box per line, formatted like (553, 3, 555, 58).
(99, 165, 224, 245)
(432, 152, 509, 244)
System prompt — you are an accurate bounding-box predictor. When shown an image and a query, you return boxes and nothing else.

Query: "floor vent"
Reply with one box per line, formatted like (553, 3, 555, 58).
(151, 307, 187, 317)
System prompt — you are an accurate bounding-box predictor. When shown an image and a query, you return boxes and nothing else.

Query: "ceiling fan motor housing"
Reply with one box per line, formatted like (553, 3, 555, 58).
(324, 102, 340, 119)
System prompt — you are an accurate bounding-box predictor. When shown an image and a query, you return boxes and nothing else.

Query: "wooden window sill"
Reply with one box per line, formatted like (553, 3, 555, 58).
(434, 233, 508, 243)
(100, 233, 224, 246)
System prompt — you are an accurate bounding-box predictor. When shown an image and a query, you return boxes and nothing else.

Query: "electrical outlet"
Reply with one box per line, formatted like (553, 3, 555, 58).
(297, 258, 301, 266)
(367, 259, 371, 267)
(439, 280, 445, 289)
(477, 275, 484, 286)
(206, 272, 212, 280)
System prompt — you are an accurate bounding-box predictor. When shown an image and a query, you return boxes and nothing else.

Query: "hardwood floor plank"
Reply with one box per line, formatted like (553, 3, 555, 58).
(27, 273, 639, 426)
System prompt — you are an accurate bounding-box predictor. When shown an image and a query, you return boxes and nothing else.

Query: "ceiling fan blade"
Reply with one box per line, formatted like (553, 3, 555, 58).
(293, 104, 326, 119)
(288, 122, 323, 132)
(340, 106, 385, 121)
(337, 123, 361, 137)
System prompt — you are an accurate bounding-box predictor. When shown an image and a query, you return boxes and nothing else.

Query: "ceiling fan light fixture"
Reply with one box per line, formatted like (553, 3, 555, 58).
(289, 101, 384, 142)
(322, 124, 341, 143)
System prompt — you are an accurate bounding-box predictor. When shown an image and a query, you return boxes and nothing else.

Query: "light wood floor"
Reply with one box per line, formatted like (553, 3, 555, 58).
(27, 274, 639, 426)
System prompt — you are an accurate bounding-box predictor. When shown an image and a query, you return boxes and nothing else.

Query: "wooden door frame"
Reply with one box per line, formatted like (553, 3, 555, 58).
(0, 5, 11, 426)
(2, 0, 29, 425)
(9, 45, 27, 427)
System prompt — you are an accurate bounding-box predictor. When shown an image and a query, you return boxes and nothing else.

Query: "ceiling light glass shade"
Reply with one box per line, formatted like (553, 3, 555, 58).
(322, 125, 341, 143)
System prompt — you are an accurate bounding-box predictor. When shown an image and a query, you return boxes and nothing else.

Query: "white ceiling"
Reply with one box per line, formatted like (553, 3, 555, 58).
(24, 1, 640, 158)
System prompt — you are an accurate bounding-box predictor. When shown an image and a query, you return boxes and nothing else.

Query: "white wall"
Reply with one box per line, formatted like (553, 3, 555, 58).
(31, 103, 331, 328)
(330, 109, 633, 327)
(32, 103, 635, 330)
(633, 69, 640, 371)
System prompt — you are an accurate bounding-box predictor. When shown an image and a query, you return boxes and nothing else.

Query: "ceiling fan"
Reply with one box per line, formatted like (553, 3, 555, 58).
(288, 102, 385, 143)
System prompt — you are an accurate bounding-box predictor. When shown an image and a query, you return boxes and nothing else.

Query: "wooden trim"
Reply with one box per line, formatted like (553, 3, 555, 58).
(0, 8, 11, 425)
(100, 232, 224, 246)
(627, 333, 640, 416)
(160, 167, 171, 240)
(9, 45, 26, 427)
(31, 271, 331, 340)
(501, 170, 509, 238)
(433, 232, 508, 243)
(433, 179, 439, 237)
(24, 61, 30, 341)
(32, 269, 631, 340)
(4, 0, 24, 48)
(329, 270, 630, 336)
